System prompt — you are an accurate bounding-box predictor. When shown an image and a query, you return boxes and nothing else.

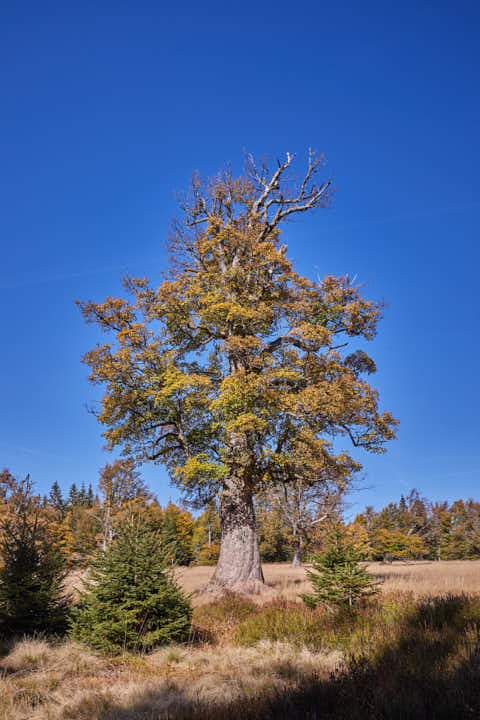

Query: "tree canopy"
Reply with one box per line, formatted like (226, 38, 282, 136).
(78, 150, 398, 591)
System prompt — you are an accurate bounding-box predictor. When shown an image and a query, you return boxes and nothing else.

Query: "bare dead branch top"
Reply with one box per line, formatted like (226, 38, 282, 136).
(247, 148, 332, 241)
(175, 149, 332, 246)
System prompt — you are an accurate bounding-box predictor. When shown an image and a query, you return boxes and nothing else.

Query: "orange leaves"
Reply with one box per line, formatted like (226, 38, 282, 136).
(318, 275, 382, 339)
(371, 527, 428, 560)
(116, 323, 148, 348)
(77, 296, 136, 332)
(288, 322, 332, 349)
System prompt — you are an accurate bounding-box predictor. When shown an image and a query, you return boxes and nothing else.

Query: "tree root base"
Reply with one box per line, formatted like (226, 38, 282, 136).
(203, 579, 273, 597)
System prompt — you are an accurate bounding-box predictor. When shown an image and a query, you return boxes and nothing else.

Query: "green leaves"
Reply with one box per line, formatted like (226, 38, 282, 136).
(175, 454, 228, 488)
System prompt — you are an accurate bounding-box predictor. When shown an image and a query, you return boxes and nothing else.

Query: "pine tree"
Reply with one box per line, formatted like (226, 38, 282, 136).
(161, 506, 179, 563)
(49, 481, 66, 519)
(300, 532, 379, 611)
(68, 483, 78, 507)
(70, 515, 192, 653)
(0, 474, 68, 635)
(78, 482, 87, 506)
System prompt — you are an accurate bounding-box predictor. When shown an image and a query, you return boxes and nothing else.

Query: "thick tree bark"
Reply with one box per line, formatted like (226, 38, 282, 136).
(204, 481, 266, 594)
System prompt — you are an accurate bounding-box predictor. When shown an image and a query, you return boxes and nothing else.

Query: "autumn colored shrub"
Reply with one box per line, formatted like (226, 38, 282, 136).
(198, 542, 221, 565)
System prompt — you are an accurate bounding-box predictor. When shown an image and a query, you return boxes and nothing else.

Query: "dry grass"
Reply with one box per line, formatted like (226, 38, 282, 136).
(2, 591, 480, 719)
(367, 559, 480, 595)
(175, 559, 480, 603)
(65, 560, 480, 605)
(0, 637, 340, 720)
(4, 561, 479, 719)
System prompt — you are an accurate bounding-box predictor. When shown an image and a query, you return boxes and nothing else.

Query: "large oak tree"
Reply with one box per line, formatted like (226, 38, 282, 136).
(79, 151, 397, 593)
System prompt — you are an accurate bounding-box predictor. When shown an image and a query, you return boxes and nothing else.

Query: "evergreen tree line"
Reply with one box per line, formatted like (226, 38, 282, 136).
(1, 463, 221, 570)
(349, 489, 480, 561)
(3, 464, 480, 567)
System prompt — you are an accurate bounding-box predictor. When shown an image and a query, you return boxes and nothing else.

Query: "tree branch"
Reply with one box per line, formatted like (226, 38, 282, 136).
(247, 149, 332, 241)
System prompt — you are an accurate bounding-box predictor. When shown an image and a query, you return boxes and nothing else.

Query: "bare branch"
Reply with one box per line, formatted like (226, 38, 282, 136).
(247, 149, 332, 241)
(250, 152, 295, 219)
(263, 334, 317, 355)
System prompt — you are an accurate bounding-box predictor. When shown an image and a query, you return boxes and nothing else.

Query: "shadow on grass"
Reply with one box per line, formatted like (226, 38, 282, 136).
(0, 636, 16, 661)
(68, 594, 480, 719)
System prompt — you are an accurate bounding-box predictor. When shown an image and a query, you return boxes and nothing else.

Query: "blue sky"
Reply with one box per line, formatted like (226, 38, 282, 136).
(0, 1, 478, 514)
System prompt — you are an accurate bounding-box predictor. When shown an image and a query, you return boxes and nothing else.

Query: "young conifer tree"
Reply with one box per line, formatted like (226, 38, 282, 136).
(70, 514, 191, 653)
(78, 150, 397, 593)
(301, 530, 379, 611)
(0, 473, 68, 635)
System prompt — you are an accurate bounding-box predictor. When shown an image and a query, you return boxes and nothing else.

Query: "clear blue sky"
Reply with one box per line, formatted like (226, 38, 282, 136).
(1, 1, 478, 514)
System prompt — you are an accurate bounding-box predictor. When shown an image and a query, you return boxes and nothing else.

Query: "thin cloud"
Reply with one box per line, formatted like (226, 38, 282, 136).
(0, 258, 164, 291)
(0, 439, 73, 464)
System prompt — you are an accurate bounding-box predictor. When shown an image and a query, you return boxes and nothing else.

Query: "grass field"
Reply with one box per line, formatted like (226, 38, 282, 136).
(175, 559, 480, 603)
(3, 560, 480, 720)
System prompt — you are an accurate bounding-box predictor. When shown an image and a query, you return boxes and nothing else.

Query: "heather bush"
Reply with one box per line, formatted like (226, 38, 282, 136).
(193, 593, 258, 643)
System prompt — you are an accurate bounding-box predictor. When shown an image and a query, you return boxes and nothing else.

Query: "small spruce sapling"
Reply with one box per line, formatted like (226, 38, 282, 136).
(70, 514, 192, 653)
(300, 531, 379, 611)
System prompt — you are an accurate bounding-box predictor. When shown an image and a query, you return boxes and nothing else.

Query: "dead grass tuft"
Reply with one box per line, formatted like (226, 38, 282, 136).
(2, 639, 52, 673)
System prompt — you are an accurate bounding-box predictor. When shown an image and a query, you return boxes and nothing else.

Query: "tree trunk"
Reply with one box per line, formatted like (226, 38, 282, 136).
(292, 549, 302, 567)
(204, 481, 265, 594)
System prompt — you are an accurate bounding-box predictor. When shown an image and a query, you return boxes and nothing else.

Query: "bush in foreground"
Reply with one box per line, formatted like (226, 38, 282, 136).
(70, 516, 192, 653)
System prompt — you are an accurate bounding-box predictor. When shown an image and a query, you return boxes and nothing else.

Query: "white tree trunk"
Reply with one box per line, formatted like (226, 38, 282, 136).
(292, 549, 302, 567)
